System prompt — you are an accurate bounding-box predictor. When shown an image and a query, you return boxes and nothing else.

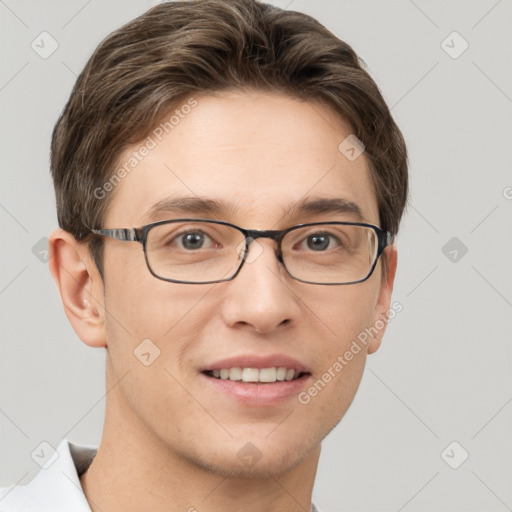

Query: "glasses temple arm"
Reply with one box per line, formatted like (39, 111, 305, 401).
(91, 228, 140, 242)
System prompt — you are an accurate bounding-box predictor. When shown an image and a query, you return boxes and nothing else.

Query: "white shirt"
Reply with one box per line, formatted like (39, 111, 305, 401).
(0, 439, 95, 512)
(0, 439, 321, 512)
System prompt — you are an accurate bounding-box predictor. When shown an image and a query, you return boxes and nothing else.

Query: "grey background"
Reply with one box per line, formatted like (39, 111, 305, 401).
(1, 0, 511, 510)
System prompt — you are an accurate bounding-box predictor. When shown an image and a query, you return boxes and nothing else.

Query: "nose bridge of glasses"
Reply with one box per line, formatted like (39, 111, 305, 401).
(241, 229, 285, 262)
(245, 228, 284, 241)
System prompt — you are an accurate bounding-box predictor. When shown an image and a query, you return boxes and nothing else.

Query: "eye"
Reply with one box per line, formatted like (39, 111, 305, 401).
(172, 230, 217, 250)
(299, 232, 342, 252)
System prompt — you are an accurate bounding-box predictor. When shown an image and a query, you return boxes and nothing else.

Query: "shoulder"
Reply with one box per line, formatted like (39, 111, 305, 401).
(0, 439, 97, 512)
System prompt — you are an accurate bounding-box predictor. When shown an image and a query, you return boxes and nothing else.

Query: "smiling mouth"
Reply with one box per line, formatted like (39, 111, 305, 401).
(203, 367, 309, 383)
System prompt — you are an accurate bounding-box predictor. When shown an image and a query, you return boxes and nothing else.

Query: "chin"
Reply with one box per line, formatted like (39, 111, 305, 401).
(180, 429, 323, 479)
(199, 446, 312, 479)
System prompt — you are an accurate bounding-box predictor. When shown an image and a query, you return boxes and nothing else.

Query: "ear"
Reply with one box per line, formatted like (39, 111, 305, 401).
(367, 245, 398, 355)
(48, 228, 107, 348)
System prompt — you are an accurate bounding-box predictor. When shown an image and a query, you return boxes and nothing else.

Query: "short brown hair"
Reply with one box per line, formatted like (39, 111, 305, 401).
(50, 0, 408, 276)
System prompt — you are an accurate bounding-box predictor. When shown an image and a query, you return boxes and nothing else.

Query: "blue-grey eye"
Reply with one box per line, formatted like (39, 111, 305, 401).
(171, 230, 218, 250)
(307, 234, 331, 251)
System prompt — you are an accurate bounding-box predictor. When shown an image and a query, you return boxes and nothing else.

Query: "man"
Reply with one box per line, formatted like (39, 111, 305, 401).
(0, 0, 407, 510)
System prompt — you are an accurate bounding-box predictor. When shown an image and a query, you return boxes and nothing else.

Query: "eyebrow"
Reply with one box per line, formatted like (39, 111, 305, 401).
(284, 196, 364, 222)
(141, 195, 364, 224)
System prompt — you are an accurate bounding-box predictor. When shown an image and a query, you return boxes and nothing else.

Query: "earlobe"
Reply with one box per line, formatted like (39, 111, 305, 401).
(48, 228, 107, 348)
(367, 245, 398, 355)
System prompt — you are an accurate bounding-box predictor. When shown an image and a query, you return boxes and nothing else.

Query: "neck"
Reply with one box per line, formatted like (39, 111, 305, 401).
(80, 365, 320, 512)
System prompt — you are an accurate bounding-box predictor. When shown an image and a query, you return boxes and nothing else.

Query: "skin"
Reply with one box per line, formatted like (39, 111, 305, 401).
(49, 90, 397, 512)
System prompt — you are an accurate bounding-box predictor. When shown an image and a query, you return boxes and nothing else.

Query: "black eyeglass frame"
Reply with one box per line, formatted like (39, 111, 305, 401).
(90, 219, 393, 285)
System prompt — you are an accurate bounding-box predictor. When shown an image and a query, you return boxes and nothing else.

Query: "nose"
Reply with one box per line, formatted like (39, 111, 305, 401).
(219, 238, 301, 334)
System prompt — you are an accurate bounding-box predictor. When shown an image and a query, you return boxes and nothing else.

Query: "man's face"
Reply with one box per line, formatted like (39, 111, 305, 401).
(97, 90, 394, 476)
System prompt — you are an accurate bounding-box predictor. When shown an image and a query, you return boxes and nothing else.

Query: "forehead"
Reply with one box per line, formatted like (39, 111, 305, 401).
(104, 90, 379, 228)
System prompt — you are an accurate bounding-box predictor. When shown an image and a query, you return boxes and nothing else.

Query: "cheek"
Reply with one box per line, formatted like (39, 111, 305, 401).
(103, 244, 207, 337)
(311, 280, 380, 348)
(102, 256, 215, 389)
(303, 282, 380, 400)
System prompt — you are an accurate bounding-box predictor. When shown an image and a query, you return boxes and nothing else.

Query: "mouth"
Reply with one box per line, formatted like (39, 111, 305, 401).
(200, 355, 312, 405)
(202, 367, 309, 383)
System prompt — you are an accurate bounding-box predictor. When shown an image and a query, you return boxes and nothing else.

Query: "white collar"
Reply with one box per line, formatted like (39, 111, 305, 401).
(0, 438, 96, 512)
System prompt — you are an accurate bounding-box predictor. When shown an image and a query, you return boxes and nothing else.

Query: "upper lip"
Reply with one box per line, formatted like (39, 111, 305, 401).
(202, 354, 310, 373)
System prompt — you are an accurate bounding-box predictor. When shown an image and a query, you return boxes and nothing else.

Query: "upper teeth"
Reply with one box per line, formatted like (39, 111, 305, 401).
(211, 367, 298, 383)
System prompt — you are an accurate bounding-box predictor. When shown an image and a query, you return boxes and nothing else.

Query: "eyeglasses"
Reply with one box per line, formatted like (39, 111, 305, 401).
(90, 219, 392, 285)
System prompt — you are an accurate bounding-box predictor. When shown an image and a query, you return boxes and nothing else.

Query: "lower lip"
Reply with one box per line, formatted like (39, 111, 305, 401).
(201, 373, 311, 406)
